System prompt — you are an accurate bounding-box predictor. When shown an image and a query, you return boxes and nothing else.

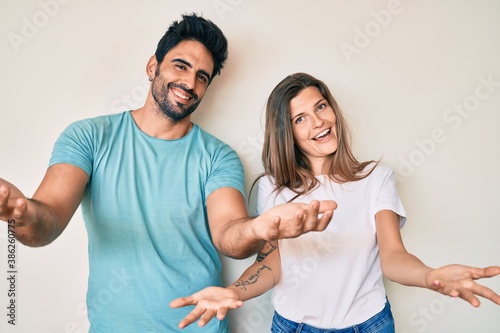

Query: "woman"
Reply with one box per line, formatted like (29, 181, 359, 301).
(171, 73, 500, 332)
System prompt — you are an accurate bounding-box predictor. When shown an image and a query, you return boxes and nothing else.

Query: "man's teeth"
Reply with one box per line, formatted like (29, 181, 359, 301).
(314, 129, 330, 139)
(173, 89, 190, 100)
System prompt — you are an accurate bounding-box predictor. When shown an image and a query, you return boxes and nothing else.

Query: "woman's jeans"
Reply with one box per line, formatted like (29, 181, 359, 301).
(271, 300, 394, 333)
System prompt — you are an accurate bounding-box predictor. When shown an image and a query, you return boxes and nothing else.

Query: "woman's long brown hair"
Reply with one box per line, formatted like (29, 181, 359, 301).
(252, 73, 378, 200)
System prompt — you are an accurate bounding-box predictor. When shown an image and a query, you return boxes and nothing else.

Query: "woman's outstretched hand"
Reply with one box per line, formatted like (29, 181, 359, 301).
(170, 286, 243, 329)
(426, 264, 500, 307)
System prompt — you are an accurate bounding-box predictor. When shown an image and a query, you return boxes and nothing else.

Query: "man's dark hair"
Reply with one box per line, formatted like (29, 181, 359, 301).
(154, 13, 228, 82)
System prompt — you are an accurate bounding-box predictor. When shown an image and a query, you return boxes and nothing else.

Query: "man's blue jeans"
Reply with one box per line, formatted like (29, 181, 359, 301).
(271, 300, 394, 333)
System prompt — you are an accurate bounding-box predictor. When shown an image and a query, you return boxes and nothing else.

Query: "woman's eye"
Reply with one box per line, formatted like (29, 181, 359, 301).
(294, 116, 304, 124)
(317, 103, 326, 111)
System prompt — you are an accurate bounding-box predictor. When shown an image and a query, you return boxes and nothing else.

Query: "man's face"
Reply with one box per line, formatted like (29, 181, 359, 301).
(151, 40, 214, 122)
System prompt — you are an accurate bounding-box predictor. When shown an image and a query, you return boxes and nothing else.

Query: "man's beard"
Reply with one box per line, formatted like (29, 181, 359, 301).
(151, 74, 201, 122)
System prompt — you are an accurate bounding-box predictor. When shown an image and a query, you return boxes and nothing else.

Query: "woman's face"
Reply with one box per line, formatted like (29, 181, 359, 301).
(289, 86, 338, 174)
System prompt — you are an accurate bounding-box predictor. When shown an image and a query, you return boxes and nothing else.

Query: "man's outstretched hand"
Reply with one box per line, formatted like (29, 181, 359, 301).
(253, 200, 337, 241)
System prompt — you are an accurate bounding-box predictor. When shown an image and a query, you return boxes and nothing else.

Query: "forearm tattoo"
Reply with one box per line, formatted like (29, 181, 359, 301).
(234, 264, 271, 291)
(256, 241, 277, 262)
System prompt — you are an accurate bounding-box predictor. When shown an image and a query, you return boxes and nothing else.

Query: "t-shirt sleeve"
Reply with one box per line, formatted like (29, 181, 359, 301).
(48, 119, 95, 177)
(256, 176, 279, 215)
(204, 144, 245, 200)
(374, 165, 407, 228)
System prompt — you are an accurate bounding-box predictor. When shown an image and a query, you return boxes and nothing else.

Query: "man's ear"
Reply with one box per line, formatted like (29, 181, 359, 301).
(146, 55, 158, 80)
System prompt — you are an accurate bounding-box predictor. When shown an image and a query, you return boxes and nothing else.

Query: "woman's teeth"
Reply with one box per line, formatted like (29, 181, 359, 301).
(314, 129, 330, 140)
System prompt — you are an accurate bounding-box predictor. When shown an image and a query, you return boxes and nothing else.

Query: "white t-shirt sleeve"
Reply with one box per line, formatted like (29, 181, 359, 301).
(374, 165, 407, 228)
(256, 176, 282, 215)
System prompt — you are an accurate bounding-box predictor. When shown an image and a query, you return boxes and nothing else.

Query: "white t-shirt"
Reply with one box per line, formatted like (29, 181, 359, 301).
(256, 163, 406, 329)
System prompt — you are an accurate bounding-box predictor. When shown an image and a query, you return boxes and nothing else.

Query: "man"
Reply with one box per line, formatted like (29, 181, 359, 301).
(0, 14, 335, 332)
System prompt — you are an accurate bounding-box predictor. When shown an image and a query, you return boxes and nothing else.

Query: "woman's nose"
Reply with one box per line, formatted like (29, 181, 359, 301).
(311, 114, 325, 129)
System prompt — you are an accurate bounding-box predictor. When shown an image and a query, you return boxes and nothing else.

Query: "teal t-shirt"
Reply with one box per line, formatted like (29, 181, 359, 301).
(49, 111, 244, 332)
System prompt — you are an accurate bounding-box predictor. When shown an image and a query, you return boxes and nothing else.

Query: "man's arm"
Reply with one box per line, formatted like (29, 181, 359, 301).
(206, 187, 336, 259)
(0, 164, 88, 246)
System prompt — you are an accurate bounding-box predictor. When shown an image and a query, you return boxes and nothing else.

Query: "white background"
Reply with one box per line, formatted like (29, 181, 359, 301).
(1, 0, 499, 332)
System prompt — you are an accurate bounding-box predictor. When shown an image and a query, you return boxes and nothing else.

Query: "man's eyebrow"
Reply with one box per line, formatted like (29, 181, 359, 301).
(172, 58, 211, 81)
(172, 58, 192, 68)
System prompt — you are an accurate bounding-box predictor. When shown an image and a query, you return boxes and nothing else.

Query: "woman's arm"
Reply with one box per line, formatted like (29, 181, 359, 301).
(376, 209, 500, 306)
(170, 241, 281, 328)
(375, 210, 431, 286)
(231, 241, 280, 298)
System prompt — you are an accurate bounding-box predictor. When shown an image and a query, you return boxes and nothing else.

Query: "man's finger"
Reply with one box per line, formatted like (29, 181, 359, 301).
(302, 211, 317, 233)
(318, 200, 337, 213)
(0, 185, 10, 214)
(315, 210, 333, 231)
(291, 209, 305, 236)
(266, 216, 280, 241)
(13, 198, 27, 220)
(308, 200, 320, 214)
